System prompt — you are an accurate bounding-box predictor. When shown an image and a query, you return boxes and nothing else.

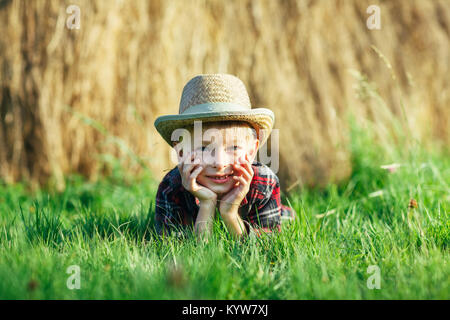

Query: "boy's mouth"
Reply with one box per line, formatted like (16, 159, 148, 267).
(206, 173, 233, 184)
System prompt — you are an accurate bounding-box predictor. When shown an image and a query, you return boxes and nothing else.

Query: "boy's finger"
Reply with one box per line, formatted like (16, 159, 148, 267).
(237, 176, 247, 186)
(182, 151, 196, 170)
(234, 162, 252, 181)
(187, 151, 202, 169)
(232, 163, 244, 175)
(234, 164, 249, 180)
(190, 165, 203, 179)
(190, 167, 202, 188)
(178, 150, 191, 171)
(238, 167, 252, 183)
(238, 154, 253, 173)
(233, 176, 247, 189)
(178, 157, 186, 173)
(189, 167, 201, 189)
(184, 162, 199, 176)
(240, 160, 253, 179)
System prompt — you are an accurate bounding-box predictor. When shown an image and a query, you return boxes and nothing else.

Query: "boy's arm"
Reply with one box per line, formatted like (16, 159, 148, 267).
(177, 150, 218, 240)
(194, 199, 217, 239)
(221, 209, 248, 238)
(219, 156, 282, 238)
(246, 175, 282, 236)
(218, 154, 254, 238)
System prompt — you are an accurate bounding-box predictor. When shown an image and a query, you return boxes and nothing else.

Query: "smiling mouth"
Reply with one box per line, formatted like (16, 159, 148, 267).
(206, 173, 233, 183)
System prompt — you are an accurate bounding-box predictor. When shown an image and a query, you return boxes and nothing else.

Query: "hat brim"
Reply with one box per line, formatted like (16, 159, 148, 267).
(154, 108, 274, 148)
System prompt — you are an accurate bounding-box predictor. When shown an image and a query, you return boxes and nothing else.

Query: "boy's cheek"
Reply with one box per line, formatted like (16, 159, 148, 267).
(196, 174, 214, 189)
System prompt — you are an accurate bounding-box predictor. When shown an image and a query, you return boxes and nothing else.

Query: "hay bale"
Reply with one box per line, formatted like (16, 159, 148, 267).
(0, 0, 448, 190)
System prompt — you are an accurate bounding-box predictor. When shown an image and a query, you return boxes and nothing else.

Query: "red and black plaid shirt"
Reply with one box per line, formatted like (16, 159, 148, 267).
(155, 161, 295, 237)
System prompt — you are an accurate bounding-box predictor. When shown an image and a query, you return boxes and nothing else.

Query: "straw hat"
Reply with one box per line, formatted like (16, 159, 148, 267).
(154, 74, 274, 148)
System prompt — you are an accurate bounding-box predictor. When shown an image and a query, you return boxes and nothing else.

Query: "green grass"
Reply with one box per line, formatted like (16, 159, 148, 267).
(0, 127, 448, 299)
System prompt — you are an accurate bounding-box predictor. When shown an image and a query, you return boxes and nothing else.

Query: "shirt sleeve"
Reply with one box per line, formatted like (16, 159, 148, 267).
(246, 174, 282, 237)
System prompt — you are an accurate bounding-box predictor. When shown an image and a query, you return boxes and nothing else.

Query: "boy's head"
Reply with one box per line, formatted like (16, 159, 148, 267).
(154, 73, 276, 194)
(172, 120, 259, 195)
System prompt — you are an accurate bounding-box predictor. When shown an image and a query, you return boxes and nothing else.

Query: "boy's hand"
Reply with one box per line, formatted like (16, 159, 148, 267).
(219, 153, 253, 217)
(178, 150, 217, 205)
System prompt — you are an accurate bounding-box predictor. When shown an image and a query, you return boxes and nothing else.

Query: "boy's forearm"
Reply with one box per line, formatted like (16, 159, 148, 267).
(221, 209, 247, 238)
(194, 200, 216, 237)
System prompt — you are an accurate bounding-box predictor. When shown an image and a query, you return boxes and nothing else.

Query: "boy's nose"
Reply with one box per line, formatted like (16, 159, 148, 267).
(212, 147, 232, 168)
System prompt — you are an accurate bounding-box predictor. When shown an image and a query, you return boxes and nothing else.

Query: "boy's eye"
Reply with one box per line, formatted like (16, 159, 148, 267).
(197, 146, 209, 152)
(230, 145, 240, 151)
(199, 146, 214, 155)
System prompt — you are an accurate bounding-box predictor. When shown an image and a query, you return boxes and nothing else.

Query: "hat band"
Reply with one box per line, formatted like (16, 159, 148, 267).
(181, 102, 249, 115)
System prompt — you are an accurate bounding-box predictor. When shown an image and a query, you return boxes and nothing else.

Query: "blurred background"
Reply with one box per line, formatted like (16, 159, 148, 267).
(0, 0, 448, 191)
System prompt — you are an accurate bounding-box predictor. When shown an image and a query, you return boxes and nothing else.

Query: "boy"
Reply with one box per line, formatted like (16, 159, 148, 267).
(154, 74, 295, 239)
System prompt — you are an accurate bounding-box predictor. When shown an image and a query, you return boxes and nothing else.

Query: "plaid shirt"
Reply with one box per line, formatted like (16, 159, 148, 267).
(155, 161, 295, 237)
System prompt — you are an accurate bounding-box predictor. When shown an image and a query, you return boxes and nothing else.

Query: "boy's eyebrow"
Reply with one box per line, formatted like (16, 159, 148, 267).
(198, 131, 245, 145)
(198, 140, 242, 147)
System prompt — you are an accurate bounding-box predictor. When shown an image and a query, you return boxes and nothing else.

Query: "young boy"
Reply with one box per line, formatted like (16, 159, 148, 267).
(154, 74, 295, 239)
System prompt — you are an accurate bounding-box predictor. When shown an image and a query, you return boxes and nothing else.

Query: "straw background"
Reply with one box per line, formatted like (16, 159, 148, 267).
(0, 0, 449, 190)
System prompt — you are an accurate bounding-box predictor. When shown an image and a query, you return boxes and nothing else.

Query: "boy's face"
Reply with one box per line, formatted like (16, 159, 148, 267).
(176, 124, 259, 197)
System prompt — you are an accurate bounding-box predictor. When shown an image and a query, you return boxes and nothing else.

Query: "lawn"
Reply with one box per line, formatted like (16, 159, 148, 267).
(0, 128, 448, 299)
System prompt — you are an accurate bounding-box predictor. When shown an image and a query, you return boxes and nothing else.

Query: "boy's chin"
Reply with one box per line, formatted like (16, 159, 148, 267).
(204, 183, 234, 195)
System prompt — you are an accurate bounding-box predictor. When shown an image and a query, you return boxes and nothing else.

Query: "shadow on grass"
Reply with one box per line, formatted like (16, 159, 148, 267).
(19, 198, 160, 247)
